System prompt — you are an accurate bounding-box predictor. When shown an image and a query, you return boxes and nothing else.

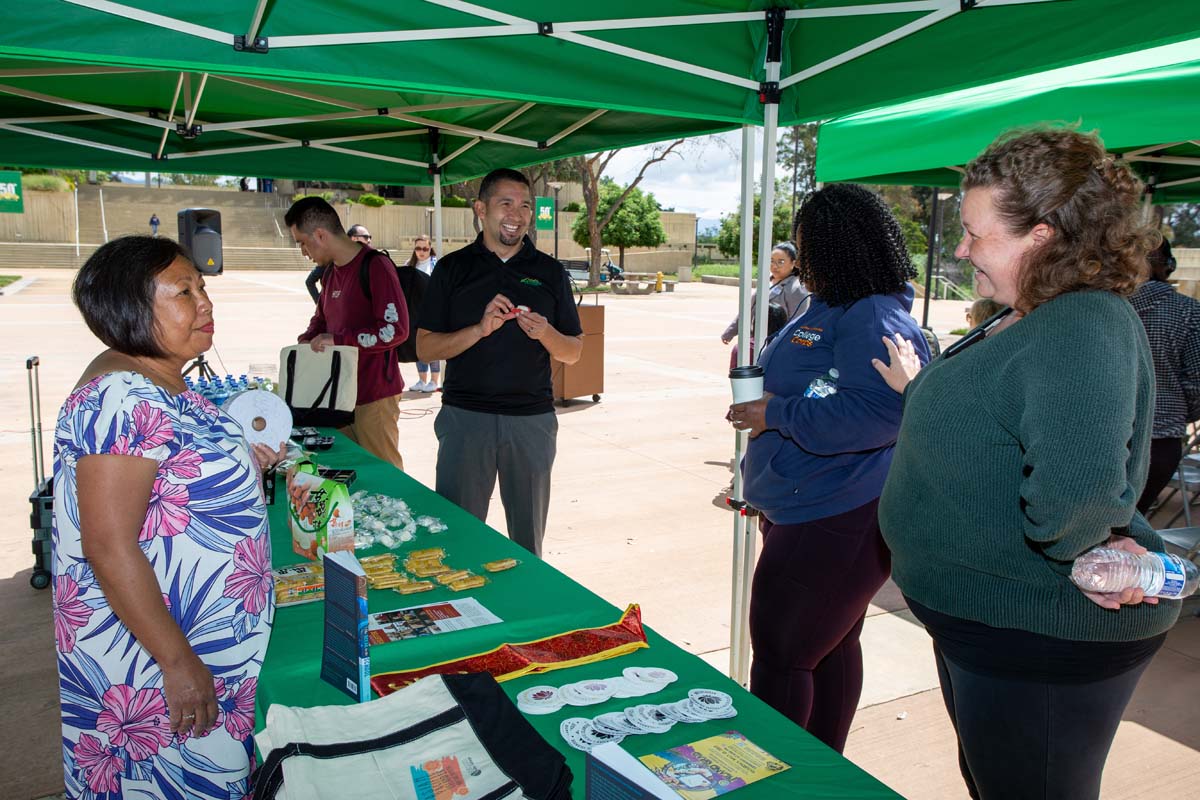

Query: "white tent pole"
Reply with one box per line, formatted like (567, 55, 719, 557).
(62, 0, 233, 44)
(0, 122, 148, 158)
(433, 171, 444, 260)
(184, 73, 209, 128)
(0, 82, 174, 130)
(441, 102, 535, 166)
(245, 0, 270, 44)
(73, 184, 80, 258)
(728, 124, 756, 685)
(156, 72, 186, 160)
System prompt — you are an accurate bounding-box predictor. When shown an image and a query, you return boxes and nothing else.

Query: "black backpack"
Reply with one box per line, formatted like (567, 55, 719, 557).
(348, 248, 428, 363)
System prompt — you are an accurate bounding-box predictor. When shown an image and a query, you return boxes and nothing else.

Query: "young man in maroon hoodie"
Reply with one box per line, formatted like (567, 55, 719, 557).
(288, 197, 409, 469)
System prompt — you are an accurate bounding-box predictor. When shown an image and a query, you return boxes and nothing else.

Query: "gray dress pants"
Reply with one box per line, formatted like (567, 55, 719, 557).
(433, 404, 558, 556)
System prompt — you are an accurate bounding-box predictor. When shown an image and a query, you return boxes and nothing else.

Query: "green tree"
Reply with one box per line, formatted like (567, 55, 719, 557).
(571, 139, 685, 286)
(570, 179, 666, 268)
(778, 123, 819, 222)
(163, 172, 220, 186)
(1166, 204, 1200, 247)
(715, 191, 792, 258)
(893, 206, 928, 256)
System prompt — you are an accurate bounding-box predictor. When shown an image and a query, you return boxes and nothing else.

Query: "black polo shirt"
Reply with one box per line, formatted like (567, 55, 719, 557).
(418, 234, 582, 415)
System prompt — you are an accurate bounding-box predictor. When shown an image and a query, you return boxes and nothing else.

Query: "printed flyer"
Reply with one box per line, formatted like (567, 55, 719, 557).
(638, 731, 789, 799)
(368, 597, 502, 644)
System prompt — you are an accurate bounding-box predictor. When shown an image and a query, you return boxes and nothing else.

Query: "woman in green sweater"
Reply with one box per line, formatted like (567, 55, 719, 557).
(876, 128, 1179, 800)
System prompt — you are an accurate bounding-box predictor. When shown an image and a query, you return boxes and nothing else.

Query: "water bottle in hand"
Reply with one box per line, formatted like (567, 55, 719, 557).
(804, 368, 840, 399)
(1071, 547, 1199, 599)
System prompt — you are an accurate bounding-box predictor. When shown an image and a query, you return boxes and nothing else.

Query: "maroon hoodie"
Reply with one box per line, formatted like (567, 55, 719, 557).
(299, 247, 409, 404)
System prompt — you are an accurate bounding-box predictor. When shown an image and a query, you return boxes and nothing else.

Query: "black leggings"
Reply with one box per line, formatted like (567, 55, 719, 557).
(748, 498, 890, 753)
(934, 643, 1157, 800)
(1137, 437, 1184, 515)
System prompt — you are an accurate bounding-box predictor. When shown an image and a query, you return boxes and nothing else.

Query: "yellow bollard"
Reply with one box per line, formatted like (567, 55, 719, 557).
(655, 271, 664, 293)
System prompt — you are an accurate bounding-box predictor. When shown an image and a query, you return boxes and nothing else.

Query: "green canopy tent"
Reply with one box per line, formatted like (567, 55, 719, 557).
(815, 36, 1200, 203)
(6, 0, 1200, 683)
(814, 37, 1200, 323)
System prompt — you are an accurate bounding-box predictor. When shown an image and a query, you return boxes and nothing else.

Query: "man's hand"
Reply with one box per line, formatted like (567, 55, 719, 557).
(308, 333, 336, 352)
(517, 309, 550, 341)
(480, 294, 518, 338)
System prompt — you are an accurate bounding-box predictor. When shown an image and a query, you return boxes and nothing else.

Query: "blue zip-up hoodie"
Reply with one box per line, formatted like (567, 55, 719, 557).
(743, 284, 930, 524)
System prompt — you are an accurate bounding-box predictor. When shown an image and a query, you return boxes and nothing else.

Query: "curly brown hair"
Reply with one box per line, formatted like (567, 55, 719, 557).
(962, 127, 1158, 312)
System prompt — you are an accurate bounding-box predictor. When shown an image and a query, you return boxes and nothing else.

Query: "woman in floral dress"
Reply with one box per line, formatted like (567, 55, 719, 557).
(53, 236, 284, 799)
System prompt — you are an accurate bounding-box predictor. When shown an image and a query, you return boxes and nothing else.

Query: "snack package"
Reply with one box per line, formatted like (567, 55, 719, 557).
(482, 558, 520, 573)
(290, 463, 355, 561)
(273, 562, 325, 607)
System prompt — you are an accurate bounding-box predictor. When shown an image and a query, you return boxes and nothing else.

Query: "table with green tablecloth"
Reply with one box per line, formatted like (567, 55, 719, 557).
(257, 433, 899, 798)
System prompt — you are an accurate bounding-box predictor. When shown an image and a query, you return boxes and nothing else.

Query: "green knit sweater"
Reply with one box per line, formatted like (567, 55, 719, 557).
(880, 290, 1181, 642)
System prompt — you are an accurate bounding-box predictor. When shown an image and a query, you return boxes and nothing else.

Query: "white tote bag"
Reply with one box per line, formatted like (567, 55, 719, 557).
(278, 344, 358, 427)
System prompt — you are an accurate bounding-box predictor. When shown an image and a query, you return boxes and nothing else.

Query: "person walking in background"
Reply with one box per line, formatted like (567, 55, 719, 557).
(721, 242, 810, 366)
(149, 213, 160, 237)
(416, 169, 582, 556)
(876, 128, 1178, 800)
(965, 297, 1004, 329)
(54, 236, 286, 799)
(1131, 237, 1200, 515)
(288, 199, 409, 469)
(405, 235, 440, 392)
(726, 184, 930, 753)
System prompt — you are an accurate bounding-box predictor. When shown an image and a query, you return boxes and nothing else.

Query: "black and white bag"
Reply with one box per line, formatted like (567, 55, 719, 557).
(252, 673, 572, 800)
(278, 344, 358, 428)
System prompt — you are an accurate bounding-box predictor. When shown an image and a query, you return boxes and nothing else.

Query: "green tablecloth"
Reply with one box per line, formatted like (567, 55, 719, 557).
(257, 433, 899, 799)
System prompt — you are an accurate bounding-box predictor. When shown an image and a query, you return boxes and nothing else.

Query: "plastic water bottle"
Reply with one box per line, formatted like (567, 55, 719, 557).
(804, 368, 840, 399)
(1071, 548, 1200, 599)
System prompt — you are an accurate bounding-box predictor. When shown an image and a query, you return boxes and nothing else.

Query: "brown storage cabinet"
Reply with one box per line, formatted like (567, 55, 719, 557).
(553, 304, 604, 404)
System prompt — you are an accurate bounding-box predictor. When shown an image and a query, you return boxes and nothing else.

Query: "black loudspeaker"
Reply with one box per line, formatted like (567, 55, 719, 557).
(178, 208, 223, 274)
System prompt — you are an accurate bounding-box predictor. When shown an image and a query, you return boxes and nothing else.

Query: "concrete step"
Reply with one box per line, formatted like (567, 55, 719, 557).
(0, 242, 312, 272)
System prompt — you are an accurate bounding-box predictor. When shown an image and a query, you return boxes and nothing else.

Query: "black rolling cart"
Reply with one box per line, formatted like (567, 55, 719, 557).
(27, 356, 52, 590)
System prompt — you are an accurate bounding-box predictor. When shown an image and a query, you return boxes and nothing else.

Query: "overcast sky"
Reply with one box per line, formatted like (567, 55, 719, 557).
(605, 129, 774, 232)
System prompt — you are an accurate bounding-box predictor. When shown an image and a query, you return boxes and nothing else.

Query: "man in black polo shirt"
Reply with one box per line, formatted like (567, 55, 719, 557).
(416, 169, 582, 556)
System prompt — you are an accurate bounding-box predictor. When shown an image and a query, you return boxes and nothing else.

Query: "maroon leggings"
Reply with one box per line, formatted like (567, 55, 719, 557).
(749, 498, 891, 753)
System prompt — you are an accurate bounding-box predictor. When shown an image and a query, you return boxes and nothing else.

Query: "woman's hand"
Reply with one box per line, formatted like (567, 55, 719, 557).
(286, 465, 312, 509)
(871, 333, 922, 394)
(721, 335, 732, 345)
(1078, 535, 1160, 610)
(728, 392, 774, 439)
(251, 441, 287, 471)
(161, 650, 219, 738)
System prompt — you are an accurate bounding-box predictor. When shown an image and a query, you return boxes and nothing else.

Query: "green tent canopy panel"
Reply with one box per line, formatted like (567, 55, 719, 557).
(816, 38, 1200, 203)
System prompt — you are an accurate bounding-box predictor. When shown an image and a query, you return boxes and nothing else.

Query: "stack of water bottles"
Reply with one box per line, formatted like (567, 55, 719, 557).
(184, 373, 276, 407)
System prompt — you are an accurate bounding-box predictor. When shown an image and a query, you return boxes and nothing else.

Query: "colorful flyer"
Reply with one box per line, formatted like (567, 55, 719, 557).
(638, 731, 790, 799)
(367, 598, 502, 644)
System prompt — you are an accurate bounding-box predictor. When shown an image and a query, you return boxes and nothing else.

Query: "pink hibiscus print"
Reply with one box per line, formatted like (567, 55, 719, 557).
(139, 478, 190, 541)
(223, 533, 272, 614)
(73, 733, 123, 794)
(53, 574, 94, 654)
(130, 401, 174, 450)
(96, 685, 172, 762)
(162, 448, 203, 479)
(63, 377, 102, 415)
(109, 433, 140, 456)
(221, 678, 258, 742)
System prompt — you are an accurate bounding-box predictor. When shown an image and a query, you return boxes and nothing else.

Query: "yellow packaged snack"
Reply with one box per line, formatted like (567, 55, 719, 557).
(435, 570, 473, 586)
(482, 558, 519, 573)
(448, 575, 488, 592)
(394, 581, 435, 594)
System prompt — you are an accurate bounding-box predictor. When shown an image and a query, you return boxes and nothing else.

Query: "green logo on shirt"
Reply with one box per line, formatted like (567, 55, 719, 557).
(520, 277, 542, 286)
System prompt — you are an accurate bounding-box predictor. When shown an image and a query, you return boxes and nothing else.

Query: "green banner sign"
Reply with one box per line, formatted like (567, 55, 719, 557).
(0, 171, 23, 214)
(534, 195, 555, 231)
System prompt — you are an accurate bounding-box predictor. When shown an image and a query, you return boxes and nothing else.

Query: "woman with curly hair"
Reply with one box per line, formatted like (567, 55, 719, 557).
(876, 128, 1179, 799)
(727, 183, 930, 752)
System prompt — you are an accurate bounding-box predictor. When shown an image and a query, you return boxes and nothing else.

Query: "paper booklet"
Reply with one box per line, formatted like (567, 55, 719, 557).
(320, 550, 371, 702)
(367, 597, 502, 644)
(638, 731, 790, 799)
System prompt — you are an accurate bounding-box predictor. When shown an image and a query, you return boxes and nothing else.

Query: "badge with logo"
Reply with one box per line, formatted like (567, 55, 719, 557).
(791, 326, 822, 347)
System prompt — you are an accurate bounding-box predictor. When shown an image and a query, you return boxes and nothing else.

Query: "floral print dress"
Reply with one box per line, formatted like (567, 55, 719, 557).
(52, 372, 274, 800)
